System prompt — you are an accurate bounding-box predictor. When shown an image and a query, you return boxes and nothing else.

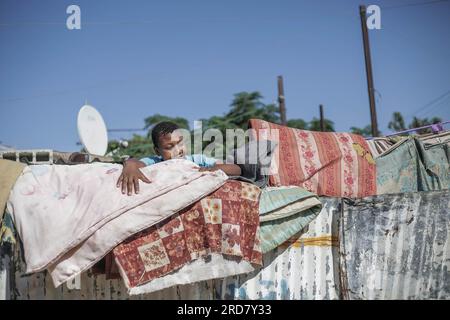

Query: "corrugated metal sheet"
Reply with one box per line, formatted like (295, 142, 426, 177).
(339, 190, 450, 300)
(2, 242, 214, 300)
(10, 272, 215, 300)
(0, 252, 10, 300)
(1, 191, 449, 300)
(215, 198, 341, 300)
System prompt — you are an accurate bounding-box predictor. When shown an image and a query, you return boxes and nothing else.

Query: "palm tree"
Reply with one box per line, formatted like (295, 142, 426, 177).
(225, 91, 280, 128)
(388, 112, 406, 132)
(286, 119, 309, 130)
(409, 116, 442, 134)
(309, 117, 335, 132)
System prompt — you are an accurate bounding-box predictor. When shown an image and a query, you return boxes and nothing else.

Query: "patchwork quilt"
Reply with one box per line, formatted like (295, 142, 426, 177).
(112, 180, 262, 294)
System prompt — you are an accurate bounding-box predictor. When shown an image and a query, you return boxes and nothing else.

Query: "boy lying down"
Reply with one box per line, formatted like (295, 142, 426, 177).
(117, 121, 241, 195)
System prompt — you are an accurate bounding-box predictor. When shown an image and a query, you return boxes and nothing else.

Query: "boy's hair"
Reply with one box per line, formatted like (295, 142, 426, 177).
(151, 121, 180, 148)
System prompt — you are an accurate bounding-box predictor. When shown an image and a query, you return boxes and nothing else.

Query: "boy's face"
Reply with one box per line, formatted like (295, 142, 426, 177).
(155, 131, 187, 160)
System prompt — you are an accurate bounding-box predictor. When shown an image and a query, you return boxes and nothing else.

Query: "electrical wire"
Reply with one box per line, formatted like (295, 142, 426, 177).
(408, 89, 450, 119)
(380, 0, 449, 10)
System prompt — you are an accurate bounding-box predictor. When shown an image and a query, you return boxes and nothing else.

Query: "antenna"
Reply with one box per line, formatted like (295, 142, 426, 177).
(77, 104, 108, 156)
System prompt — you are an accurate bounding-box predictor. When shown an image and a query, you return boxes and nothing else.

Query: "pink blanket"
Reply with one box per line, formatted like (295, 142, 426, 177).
(6, 159, 228, 287)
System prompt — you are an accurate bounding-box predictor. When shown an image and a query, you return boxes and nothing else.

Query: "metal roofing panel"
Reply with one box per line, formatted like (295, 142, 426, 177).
(339, 190, 450, 300)
(214, 198, 341, 300)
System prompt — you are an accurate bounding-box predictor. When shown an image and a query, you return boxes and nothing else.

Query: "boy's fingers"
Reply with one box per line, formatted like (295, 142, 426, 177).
(139, 173, 151, 184)
(127, 178, 134, 196)
(122, 177, 129, 194)
(134, 179, 139, 194)
(116, 174, 123, 187)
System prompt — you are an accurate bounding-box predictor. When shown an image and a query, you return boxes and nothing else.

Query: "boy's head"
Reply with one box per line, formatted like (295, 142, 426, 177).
(151, 121, 187, 160)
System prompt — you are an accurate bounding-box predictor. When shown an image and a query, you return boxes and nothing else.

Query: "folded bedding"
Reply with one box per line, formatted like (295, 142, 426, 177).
(258, 186, 322, 253)
(6, 159, 228, 286)
(112, 180, 262, 295)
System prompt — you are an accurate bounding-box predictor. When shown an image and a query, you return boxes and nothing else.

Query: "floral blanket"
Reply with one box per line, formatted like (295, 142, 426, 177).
(249, 119, 377, 198)
(113, 180, 262, 294)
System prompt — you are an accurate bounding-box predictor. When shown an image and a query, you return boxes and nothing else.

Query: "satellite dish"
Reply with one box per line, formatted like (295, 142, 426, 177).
(77, 104, 108, 156)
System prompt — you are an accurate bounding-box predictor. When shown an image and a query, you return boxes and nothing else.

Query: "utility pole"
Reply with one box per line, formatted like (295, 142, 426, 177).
(359, 5, 379, 137)
(319, 104, 325, 132)
(277, 76, 287, 125)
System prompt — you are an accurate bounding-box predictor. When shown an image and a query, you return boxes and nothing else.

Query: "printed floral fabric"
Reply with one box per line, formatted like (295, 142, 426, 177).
(248, 119, 377, 198)
(0, 210, 16, 246)
(113, 180, 262, 289)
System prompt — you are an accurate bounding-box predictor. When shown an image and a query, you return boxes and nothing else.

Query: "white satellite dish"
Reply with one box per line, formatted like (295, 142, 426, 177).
(77, 104, 108, 156)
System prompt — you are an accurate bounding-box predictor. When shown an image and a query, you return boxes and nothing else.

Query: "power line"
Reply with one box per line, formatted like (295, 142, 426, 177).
(0, 20, 157, 27)
(108, 128, 146, 132)
(0, 71, 158, 103)
(408, 89, 450, 119)
(1, 1, 447, 29)
(417, 95, 450, 118)
(381, 0, 450, 10)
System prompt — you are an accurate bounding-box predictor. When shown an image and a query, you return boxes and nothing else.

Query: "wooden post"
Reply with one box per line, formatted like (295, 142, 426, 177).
(319, 104, 325, 132)
(359, 5, 379, 137)
(278, 76, 287, 125)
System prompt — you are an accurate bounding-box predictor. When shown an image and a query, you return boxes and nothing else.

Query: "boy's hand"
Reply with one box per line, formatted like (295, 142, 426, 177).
(116, 159, 151, 195)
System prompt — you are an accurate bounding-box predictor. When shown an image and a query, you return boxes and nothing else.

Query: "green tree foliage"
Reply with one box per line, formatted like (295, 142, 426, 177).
(408, 116, 442, 134)
(286, 119, 308, 130)
(309, 117, 335, 132)
(201, 92, 280, 133)
(107, 134, 154, 160)
(350, 125, 373, 137)
(354, 112, 443, 137)
(226, 91, 279, 127)
(388, 112, 406, 132)
(144, 114, 190, 136)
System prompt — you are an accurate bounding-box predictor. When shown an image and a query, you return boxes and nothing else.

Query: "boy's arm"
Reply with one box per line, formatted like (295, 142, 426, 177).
(199, 164, 242, 176)
(194, 154, 241, 176)
(116, 158, 151, 195)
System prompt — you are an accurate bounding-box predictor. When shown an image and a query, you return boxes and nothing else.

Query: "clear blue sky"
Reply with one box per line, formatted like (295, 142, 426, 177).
(1, 0, 449, 151)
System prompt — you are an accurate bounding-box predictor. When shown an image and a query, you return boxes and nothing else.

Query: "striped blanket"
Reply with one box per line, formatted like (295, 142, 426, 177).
(249, 119, 377, 198)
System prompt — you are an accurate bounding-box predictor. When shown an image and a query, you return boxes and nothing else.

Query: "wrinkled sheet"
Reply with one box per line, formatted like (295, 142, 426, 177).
(112, 180, 262, 294)
(6, 159, 228, 286)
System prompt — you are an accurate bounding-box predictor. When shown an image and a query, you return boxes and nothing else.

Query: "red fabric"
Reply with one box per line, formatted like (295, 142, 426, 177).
(112, 180, 262, 289)
(249, 119, 376, 198)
